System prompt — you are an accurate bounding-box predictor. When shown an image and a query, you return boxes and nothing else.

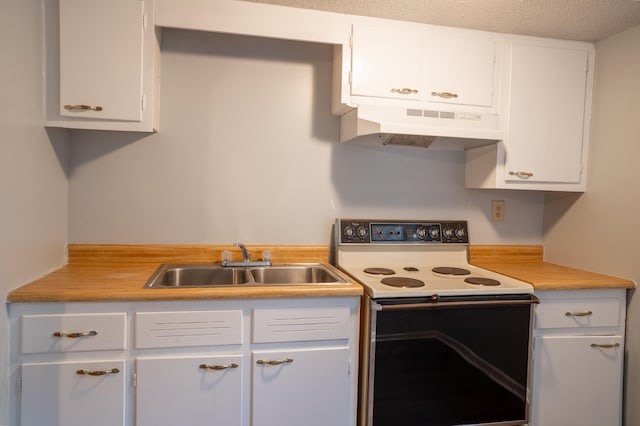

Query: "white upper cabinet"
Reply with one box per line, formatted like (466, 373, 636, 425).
(60, 0, 144, 122)
(346, 23, 500, 112)
(505, 42, 589, 184)
(350, 24, 424, 101)
(46, 0, 159, 131)
(465, 37, 594, 192)
(426, 31, 497, 108)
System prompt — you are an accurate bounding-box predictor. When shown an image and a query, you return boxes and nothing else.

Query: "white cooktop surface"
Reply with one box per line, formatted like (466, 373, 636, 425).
(337, 245, 533, 298)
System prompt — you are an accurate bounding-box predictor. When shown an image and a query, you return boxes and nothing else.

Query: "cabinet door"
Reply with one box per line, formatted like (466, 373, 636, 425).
(505, 43, 589, 184)
(59, 0, 144, 121)
(530, 335, 623, 426)
(351, 24, 424, 100)
(252, 347, 352, 426)
(20, 360, 126, 426)
(426, 31, 497, 108)
(136, 354, 243, 426)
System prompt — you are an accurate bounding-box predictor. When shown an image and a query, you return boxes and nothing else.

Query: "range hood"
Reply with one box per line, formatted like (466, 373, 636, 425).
(339, 104, 503, 150)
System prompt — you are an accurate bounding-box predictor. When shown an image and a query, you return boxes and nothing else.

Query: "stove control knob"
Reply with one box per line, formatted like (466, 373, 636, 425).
(357, 226, 368, 239)
(455, 227, 466, 239)
(343, 225, 355, 239)
(416, 226, 427, 239)
(443, 227, 454, 239)
(429, 226, 440, 240)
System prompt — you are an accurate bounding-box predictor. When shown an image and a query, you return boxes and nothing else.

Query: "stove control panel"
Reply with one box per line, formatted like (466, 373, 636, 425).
(337, 220, 469, 244)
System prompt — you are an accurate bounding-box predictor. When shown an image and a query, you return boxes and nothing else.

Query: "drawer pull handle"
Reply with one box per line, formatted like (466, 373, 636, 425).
(256, 358, 293, 366)
(431, 91, 458, 99)
(76, 368, 120, 376)
(591, 343, 621, 349)
(199, 363, 238, 371)
(390, 88, 419, 95)
(509, 171, 534, 178)
(64, 104, 103, 112)
(53, 330, 98, 338)
(565, 311, 593, 317)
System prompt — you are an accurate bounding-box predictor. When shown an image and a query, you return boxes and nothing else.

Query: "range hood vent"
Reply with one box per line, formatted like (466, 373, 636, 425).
(340, 104, 503, 150)
(381, 134, 438, 148)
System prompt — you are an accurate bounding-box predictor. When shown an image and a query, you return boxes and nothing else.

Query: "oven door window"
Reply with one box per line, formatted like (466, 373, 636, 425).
(370, 300, 532, 426)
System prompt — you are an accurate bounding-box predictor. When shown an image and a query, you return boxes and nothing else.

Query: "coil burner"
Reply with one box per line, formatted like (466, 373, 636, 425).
(464, 277, 501, 286)
(380, 277, 425, 288)
(432, 267, 471, 276)
(364, 267, 395, 275)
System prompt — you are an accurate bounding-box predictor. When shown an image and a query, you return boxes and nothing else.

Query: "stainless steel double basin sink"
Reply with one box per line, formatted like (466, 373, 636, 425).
(144, 263, 348, 288)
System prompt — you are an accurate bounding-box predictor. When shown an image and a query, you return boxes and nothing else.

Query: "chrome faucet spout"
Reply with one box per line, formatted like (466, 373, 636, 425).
(234, 243, 251, 262)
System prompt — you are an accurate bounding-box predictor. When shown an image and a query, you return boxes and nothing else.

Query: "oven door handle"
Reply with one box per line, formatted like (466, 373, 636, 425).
(373, 296, 539, 311)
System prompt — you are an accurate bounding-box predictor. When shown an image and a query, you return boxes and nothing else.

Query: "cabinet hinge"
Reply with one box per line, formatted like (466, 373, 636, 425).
(16, 373, 22, 395)
(131, 371, 137, 388)
(141, 94, 147, 111)
(143, 12, 148, 31)
(586, 56, 590, 74)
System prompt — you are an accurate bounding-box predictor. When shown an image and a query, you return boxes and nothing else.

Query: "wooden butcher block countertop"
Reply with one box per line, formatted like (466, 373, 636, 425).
(7, 245, 363, 303)
(8, 244, 635, 303)
(469, 245, 635, 291)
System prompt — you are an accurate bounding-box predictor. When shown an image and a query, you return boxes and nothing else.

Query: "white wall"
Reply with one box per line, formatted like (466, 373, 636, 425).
(68, 29, 545, 245)
(0, 1, 69, 424)
(542, 24, 640, 425)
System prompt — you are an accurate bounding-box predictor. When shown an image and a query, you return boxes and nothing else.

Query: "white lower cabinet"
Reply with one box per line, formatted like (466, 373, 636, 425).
(10, 297, 359, 426)
(21, 359, 126, 426)
(252, 347, 351, 426)
(531, 335, 623, 426)
(136, 354, 243, 426)
(529, 290, 626, 426)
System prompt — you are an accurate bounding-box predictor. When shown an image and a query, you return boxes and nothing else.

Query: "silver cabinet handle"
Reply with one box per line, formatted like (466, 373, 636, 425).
(76, 368, 119, 376)
(256, 358, 293, 366)
(591, 343, 621, 349)
(53, 330, 98, 338)
(509, 171, 534, 178)
(64, 104, 103, 111)
(390, 88, 418, 95)
(565, 311, 593, 317)
(430, 91, 458, 99)
(199, 363, 238, 371)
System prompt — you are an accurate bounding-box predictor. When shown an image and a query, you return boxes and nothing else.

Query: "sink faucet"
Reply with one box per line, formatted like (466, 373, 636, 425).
(235, 243, 251, 262)
(221, 243, 271, 267)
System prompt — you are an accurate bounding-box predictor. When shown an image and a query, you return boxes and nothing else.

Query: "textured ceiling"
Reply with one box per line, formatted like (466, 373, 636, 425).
(243, 0, 640, 41)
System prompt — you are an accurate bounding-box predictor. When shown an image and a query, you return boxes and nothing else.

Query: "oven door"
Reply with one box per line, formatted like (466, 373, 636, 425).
(361, 294, 537, 426)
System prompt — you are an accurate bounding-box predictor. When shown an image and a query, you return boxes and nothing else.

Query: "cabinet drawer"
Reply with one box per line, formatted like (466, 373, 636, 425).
(136, 310, 243, 349)
(21, 313, 126, 354)
(535, 298, 621, 329)
(253, 306, 350, 343)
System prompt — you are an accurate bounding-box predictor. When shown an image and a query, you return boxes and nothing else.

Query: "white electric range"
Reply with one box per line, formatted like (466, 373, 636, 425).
(333, 219, 533, 299)
(332, 219, 537, 426)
